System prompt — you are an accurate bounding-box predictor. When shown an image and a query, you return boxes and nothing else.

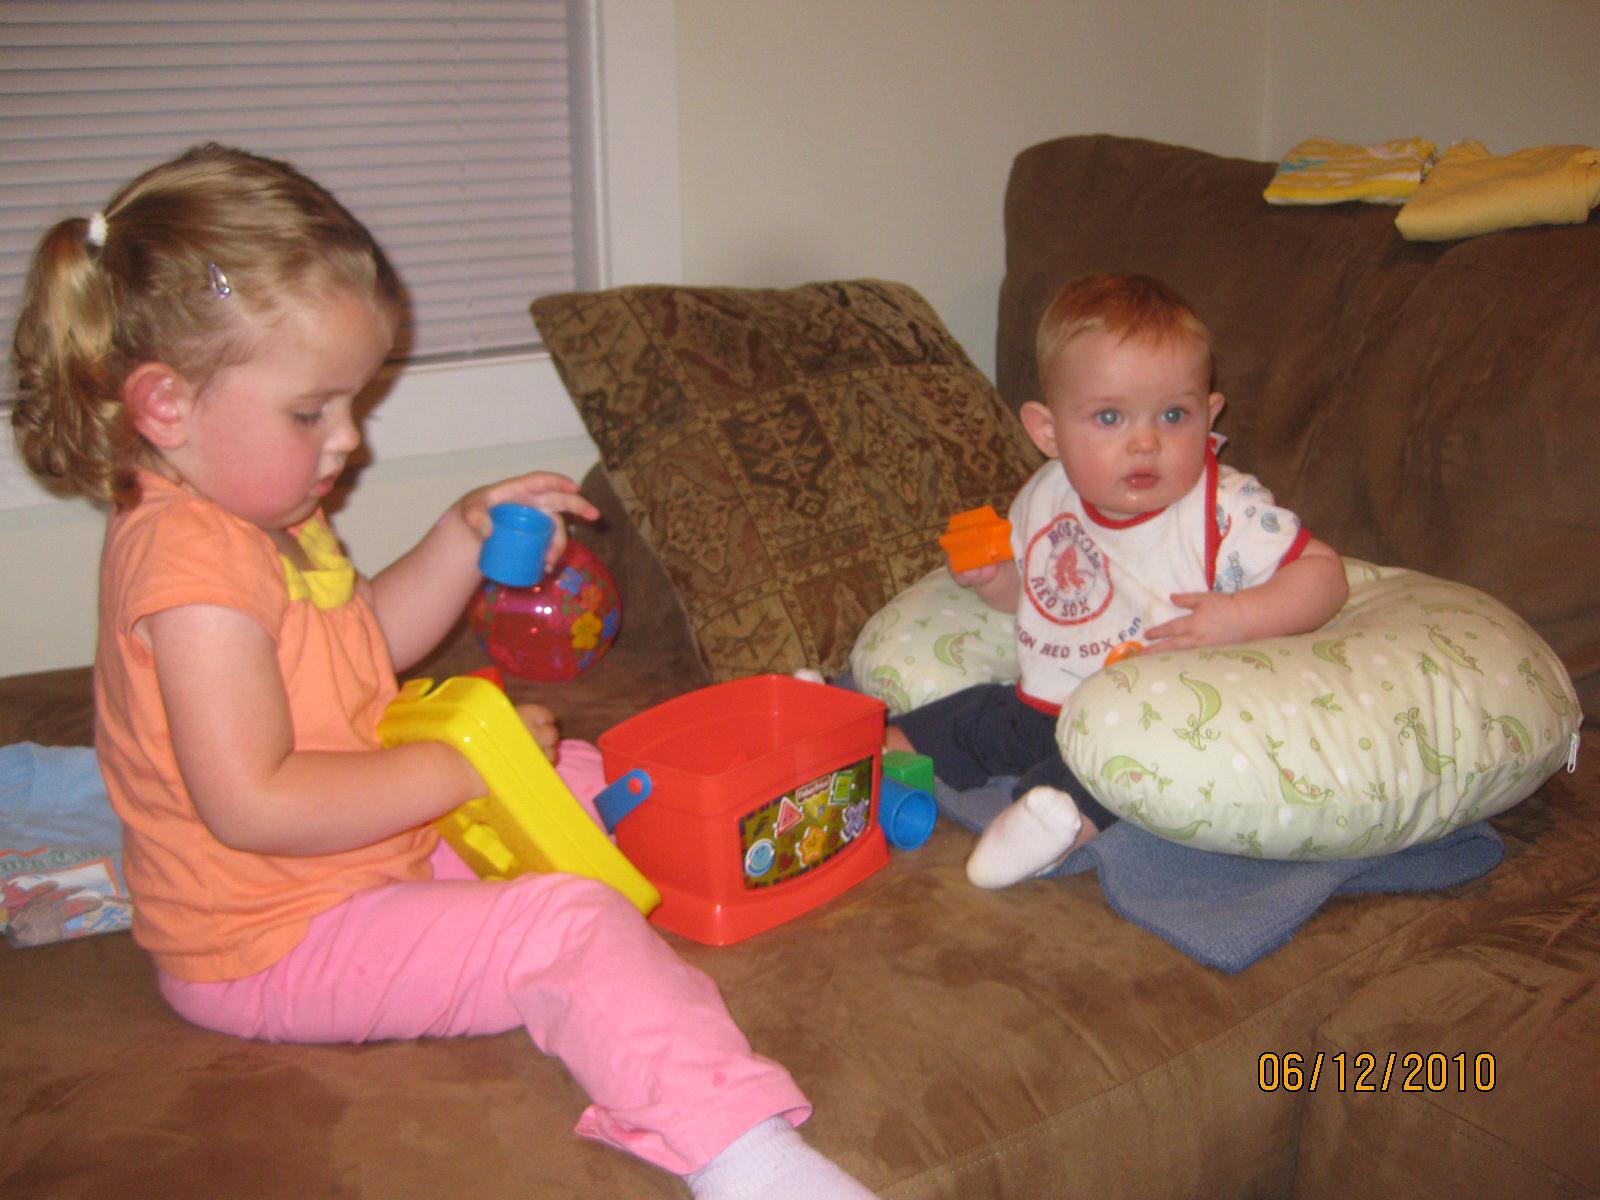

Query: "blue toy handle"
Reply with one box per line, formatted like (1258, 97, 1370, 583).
(595, 770, 653, 833)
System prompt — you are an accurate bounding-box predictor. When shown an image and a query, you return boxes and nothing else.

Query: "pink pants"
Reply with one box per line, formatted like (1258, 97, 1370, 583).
(158, 742, 810, 1175)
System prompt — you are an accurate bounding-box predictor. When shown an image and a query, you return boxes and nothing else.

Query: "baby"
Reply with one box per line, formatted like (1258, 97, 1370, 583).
(887, 272, 1348, 887)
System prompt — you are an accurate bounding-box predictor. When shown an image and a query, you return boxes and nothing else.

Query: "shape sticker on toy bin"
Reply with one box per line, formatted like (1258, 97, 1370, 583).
(739, 757, 874, 889)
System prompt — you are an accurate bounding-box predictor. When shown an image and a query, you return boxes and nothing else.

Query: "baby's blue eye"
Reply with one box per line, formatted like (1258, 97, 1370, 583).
(1162, 406, 1188, 425)
(1094, 410, 1121, 427)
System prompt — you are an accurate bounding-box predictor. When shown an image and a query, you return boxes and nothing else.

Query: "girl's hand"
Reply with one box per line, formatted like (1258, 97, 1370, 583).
(516, 702, 560, 762)
(457, 472, 601, 575)
(372, 471, 602, 673)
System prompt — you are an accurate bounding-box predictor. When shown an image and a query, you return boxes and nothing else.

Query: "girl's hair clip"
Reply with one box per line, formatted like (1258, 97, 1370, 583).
(86, 212, 108, 249)
(207, 262, 232, 298)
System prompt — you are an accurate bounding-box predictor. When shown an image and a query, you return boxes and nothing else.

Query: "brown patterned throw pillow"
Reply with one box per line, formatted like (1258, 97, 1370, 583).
(531, 280, 1040, 681)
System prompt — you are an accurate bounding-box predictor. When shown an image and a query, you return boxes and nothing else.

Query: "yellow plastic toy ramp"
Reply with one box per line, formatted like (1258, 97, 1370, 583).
(378, 675, 660, 916)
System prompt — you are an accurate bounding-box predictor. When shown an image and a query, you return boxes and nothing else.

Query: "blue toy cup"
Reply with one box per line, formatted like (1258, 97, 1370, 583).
(479, 503, 555, 587)
(879, 777, 937, 850)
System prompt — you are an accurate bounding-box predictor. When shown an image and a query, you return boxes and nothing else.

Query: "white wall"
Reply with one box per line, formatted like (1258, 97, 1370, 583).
(674, 0, 1599, 384)
(675, 0, 1269, 383)
(5, 0, 1595, 676)
(1261, 1, 1600, 154)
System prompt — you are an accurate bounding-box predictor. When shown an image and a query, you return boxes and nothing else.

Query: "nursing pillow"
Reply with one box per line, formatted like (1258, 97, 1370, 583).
(850, 560, 1580, 859)
(848, 566, 1022, 716)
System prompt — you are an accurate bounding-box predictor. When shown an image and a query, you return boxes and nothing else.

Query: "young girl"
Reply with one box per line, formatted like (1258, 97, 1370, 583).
(10, 143, 874, 1200)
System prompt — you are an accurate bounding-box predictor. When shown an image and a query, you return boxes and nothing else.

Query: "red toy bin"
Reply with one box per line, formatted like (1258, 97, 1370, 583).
(597, 675, 890, 945)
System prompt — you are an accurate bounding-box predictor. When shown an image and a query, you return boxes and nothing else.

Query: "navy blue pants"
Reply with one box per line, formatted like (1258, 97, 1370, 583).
(891, 683, 1118, 831)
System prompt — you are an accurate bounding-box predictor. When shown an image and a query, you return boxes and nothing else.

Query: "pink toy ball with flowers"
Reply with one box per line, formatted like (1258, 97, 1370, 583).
(469, 517, 622, 682)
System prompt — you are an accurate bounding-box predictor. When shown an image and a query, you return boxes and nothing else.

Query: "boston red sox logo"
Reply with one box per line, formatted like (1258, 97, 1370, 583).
(1024, 514, 1113, 625)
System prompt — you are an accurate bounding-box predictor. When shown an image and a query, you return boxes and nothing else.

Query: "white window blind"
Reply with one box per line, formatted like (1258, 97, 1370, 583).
(1, 0, 587, 362)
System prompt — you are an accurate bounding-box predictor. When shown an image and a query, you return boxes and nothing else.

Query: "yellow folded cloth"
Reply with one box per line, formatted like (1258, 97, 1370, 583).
(1264, 136, 1436, 205)
(1396, 140, 1600, 241)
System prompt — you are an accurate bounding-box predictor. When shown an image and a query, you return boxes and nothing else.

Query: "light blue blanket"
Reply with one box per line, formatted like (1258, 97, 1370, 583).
(1, 742, 131, 946)
(936, 778, 1503, 973)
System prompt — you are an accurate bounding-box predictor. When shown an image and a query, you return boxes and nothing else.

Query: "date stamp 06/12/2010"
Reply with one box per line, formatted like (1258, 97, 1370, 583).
(1257, 1051, 1497, 1094)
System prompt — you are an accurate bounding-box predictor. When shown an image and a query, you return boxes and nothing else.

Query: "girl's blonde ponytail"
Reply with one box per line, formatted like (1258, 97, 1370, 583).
(11, 216, 134, 504)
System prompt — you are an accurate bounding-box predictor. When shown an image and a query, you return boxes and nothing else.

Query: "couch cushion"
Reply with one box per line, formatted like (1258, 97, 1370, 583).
(5, 731, 1598, 1199)
(1294, 872, 1600, 1199)
(0, 666, 95, 748)
(996, 134, 1600, 719)
(532, 280, 1039, 681)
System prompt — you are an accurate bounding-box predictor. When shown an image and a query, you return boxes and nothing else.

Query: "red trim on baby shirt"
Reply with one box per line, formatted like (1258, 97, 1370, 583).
(1277, 525, 1312, 568)
(1082, 499, 1164, 529)
(1202, 449, 1222, 588)
(1014, 683, 1063, 717)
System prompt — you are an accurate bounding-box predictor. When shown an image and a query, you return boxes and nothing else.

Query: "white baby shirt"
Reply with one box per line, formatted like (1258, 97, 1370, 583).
(1008, 451, 1310, 709)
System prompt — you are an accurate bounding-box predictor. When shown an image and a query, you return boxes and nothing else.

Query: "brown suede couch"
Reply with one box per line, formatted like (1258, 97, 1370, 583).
(4, 136, 1597, 1199)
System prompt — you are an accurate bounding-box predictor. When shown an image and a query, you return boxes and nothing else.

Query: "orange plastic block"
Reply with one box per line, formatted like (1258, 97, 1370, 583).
(1104, 640, 1145, 665)
(939, 505, 1013, 572)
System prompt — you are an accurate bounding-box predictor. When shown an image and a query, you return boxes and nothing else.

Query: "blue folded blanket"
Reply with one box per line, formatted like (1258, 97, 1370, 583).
(935, 778, 1503, 973)
(1, 742, 131, 947)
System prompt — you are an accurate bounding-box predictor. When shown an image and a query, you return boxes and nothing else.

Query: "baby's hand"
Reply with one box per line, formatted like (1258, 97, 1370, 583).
(515, 702, 560, 762)
(1143, 591, 1253, 652)
(456, 472, 602, 572)
(950, 562, 999, 589)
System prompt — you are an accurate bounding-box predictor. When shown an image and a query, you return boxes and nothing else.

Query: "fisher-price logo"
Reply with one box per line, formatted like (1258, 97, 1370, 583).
(1024, 514, 1112, 626)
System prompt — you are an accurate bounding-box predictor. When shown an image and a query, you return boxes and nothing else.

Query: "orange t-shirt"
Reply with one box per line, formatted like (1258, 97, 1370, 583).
(94, 472, 436, 981)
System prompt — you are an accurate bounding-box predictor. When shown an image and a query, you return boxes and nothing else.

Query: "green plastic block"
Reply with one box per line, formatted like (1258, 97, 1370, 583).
(882, 749, 935, 793)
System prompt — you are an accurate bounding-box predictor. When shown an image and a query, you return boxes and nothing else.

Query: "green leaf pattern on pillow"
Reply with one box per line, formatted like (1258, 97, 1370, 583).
(848, 567, 1018, 714)
(851, 559, 1581, 860)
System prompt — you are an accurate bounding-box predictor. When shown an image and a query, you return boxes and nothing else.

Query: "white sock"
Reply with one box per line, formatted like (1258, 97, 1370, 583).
(965, 785, 1083, 889)
(685, 1118, 876, 1200)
